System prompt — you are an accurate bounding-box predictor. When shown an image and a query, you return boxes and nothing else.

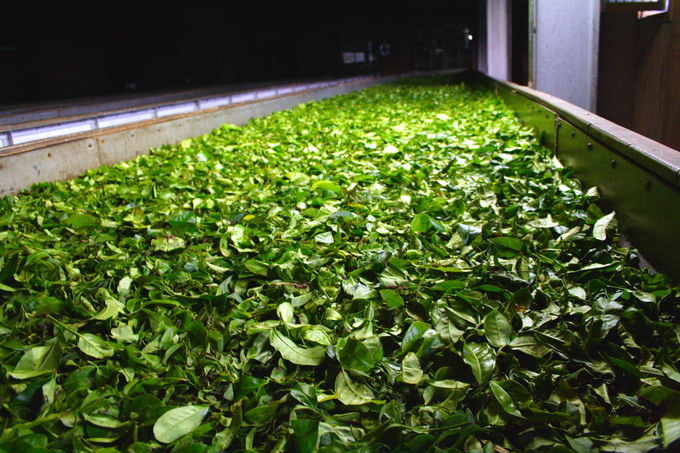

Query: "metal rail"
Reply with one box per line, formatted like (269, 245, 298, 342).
(0, 77, 369, 151)
(0, 74, 406, 198)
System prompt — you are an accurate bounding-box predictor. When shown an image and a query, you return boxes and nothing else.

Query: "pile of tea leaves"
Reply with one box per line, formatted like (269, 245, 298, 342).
(1, 76, 679, 452)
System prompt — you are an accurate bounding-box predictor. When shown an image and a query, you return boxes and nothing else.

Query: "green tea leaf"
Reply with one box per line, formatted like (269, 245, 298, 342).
(65, 213, 98, 229)
(315, 232, 334, 244)
(77, 333, 115, 359)
(593, 211, 616, 241)
(0, 74, 676, 452)
(168, 211, 198, 234)
(110, 325, 138, 343)
(463, 342, 495, 385)
(401, 352, 423, 384)
(153, 405, 209, 444)
(337, 338, 376, 372)
(483, 310, 513, 348)
(269, 330, 326, 366)
(402, 321, 430, 353)
(311, 180, 343, 193)
(335, 370, 375, 405)
(489, 381, 523, 418)
(292, 419, 319, 453)
(489, 237, 524, 258)
(411, 213, 432, 233)
(380, 289, 404, 308)
(151, 236, 186, 252)
(9, 342, 62, 379)
(245, 259, 269, 276)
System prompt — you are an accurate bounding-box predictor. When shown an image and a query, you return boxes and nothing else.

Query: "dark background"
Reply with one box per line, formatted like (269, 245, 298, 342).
(0, 1, 479, 105)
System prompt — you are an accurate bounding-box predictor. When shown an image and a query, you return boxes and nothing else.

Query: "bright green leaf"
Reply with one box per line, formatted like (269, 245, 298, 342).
(77, 333, 115, 359)
(335, 370, 375, 405)
(401, 352, 423, 384)
(463, 342, 496, 385)
(153, 405, 209, 444)
(593, 211, 616, 241)
(269, 330, 326, 366)
(9, 342, 62, 379)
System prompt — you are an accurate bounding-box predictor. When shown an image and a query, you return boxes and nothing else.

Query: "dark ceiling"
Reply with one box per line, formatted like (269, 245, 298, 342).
(0, 1, 480, 105)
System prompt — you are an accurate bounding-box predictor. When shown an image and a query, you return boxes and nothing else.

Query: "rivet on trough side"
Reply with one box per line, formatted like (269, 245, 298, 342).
(644, 180, 652, 191)
(611, 160, 617, 169)
(587, 143, 593, 150)
(571, 129, 576, 138)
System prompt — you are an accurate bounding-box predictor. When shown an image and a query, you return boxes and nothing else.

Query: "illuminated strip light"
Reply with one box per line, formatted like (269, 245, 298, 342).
(256, 89, 277, 99)
(97, 110, 156, 128)
(10, 120, 95, 145)
(231, 92, 256, 103)
(198, 96, 232, 109)
(157, 102, 197, 117)
(0, 76, 376, 148)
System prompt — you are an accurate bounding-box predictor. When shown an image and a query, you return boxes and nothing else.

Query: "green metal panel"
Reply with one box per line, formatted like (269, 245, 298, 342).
(472, 71, 680, 279)
(494, 85, 558, 152)
(556, 118, 680, 277)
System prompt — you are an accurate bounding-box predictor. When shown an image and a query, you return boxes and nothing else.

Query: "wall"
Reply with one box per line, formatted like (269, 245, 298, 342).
(532, 0, 600, 111)
(597, 2, 680, 152)
(597, 12, 638, 129)
(634, 3, 680, 151)
(486, 0, 510, 80)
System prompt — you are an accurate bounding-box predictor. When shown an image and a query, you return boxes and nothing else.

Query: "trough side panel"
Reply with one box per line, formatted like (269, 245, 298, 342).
(0, 77, 396, 195)
(494, 82, 558, 152)
(557, 118, 680, 278)
(0, 138, 100, 196)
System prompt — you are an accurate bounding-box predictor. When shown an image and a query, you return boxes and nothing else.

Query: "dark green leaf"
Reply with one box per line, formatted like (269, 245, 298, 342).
(337, 338, 376, 373)
(292, 419, 319, 453)
(401, 321, 430, 353)
(483, 310, 513, 348)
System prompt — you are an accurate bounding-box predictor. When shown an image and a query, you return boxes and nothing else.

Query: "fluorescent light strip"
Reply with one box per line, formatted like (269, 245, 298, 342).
(1, 76, 377, 147)
(157, 102, 197, 117)
(231, 92, 256, 103)
(97, 110, 156, 128)
(199, 96, 232, 109)
(256, 89, 277, 99)
(10, 120, 95, 145)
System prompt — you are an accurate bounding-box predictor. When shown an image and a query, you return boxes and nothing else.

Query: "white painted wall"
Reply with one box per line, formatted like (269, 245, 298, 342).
(532, 0, 600, 111)
(486, 0, 510, 81)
